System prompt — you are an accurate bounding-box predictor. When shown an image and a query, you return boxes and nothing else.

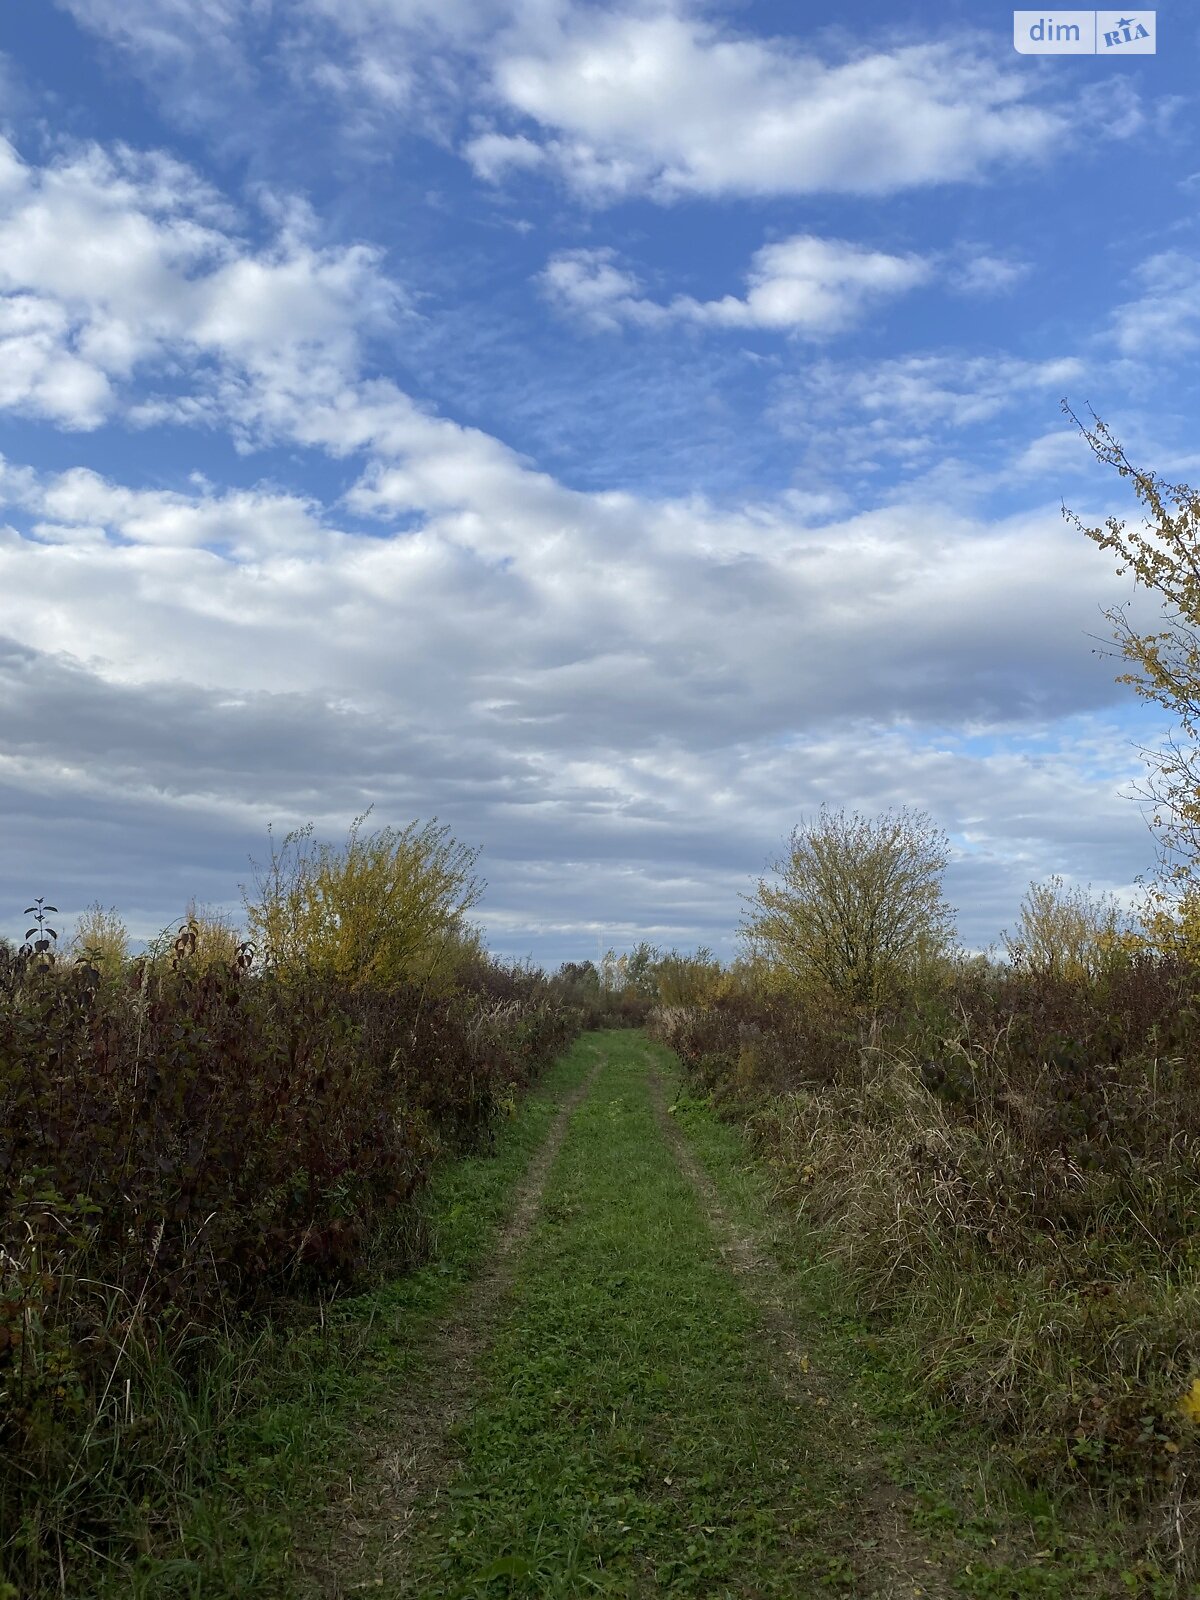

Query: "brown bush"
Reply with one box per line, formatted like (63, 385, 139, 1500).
(651, 956, 1200, 1585)
(0, 938, 576, 1583)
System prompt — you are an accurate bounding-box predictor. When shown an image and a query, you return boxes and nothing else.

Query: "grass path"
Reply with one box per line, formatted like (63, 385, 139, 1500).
(350, 1029, 1154, 1600)
(388, 1031, 963, 1598)
(176, 1028, 1157, 1598)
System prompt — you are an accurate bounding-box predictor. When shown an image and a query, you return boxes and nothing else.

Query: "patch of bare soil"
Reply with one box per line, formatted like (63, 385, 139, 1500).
(293, 1052, 604, 1598)
(646, 1063, 957, 1600)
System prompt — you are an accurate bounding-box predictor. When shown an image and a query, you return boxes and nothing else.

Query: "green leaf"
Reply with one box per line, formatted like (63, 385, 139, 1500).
(475, 1555, 533, 1581)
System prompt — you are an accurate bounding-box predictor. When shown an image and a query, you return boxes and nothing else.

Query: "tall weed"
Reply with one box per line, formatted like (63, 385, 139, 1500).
(0, 931, 576, 1591)
(653, 958, 1200, 1587)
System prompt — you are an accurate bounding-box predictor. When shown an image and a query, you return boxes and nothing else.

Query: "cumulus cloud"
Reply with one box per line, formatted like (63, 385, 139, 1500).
(541, 236, 931, 336)
(0, 295, 115, 427)
(0, 121, 1165, 963)
(538, 247, 649, 332)
(469, 10, 1073, 201)
(0, 135, 399, 427)
(0, 426, 1153, 745)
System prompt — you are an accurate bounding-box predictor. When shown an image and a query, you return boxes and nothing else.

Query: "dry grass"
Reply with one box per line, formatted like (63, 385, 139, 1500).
(653, 958, 1200, 1591)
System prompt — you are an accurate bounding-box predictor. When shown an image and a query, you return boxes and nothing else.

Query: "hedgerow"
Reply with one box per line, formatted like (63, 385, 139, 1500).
(0, 900, 576, 1591)
(652, 954, 1200, 1588)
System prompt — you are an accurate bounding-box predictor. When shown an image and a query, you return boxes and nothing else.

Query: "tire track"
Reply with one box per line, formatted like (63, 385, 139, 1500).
(295, 1046, 605, 1597)
(646, 1057, 957, 1600)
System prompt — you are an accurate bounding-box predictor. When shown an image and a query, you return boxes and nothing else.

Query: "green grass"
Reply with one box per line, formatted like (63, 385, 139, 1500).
(40, 1029, 1184, 1598)
(404, 1031, 895, 1597)
(72, 1038, 598, 1600)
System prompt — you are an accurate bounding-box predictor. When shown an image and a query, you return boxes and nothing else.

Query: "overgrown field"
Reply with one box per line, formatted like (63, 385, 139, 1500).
(652, 955, 1200, 1590)
(0, 927, 582, 1594)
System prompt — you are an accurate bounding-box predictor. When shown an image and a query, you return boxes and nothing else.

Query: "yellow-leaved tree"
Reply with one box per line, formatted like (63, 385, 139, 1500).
(1002, 874, 1138, 982)
(243, 808, 483, 990)
(68, 902, 130, 978)
(741, 805, 957, 1007)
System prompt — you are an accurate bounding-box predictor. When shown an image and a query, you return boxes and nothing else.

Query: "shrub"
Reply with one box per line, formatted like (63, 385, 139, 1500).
(653, 953, 1200, 1587)
(1002, 874, 1137, 982)
(244, 808, 483, 991)
(66, 901, 130, 978)
(0, 910, 576, 1591)
(741, 806, 956, 1007)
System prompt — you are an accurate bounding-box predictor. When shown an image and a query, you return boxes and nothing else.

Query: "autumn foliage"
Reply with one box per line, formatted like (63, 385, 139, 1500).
(653, 949, 1200, 1582)
(0, 817, 580, 1589)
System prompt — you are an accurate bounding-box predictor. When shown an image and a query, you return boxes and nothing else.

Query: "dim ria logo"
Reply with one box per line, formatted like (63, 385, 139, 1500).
(1013, 10, 1155, 53)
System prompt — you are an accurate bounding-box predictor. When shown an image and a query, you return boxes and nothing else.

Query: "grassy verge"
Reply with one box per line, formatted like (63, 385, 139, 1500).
(404, 1030, 894, 1598)
(653, 964, 1200, 1593)
(658, 1043, 1182, 1599)
(65, 1039, 597, 1600)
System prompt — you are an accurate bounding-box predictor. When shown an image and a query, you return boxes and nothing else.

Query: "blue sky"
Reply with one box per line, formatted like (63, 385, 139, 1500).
(0, 1, 1195, 965)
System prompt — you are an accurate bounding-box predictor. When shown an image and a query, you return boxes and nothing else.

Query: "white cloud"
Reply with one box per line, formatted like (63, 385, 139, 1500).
(949, 249, 1031, 297)
(1110, 251, 1200, 357)
(30, 469, 337, 560)
(464, 130, 547, 182)
(770, 352, 1087, 473)
(473, 11, 1072, 201)
(0, 431, 1150, 733)
(0, 135, 400, 428)
(542, 236, 930, 336)
(1014, 429, 1090, 475)
(538, 247, 654, 331)
(0, 295, 114, 428)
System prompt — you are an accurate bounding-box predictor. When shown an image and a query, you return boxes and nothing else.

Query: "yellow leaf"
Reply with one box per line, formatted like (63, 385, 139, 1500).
(1179, 1377, 1200, 1425)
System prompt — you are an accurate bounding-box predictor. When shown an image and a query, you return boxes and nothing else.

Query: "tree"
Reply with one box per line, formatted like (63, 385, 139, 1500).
(741, 806, 956, 1006)
(556, 959, 601, 997)
(1064, 406, 1200, 932)
(243, 808, 483, 990)
(68, 901, 130, 978)
(1002, 874, 1135, 982)
(624, 940, 660, 998)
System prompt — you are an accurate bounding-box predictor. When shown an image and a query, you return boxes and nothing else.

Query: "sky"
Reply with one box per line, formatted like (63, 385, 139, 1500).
(0, 1, 1196, 967)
